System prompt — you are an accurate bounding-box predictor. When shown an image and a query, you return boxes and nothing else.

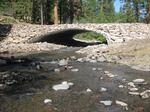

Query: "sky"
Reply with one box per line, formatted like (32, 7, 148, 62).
(114, 0, 121, 13)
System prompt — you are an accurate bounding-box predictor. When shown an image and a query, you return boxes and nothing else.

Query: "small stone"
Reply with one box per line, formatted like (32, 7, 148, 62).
(58, 59, 68, 66)
(86, 88, 92, 92)
(128, 82, 136, 88)
(71, 68, 79, 72)
(116, 100, 128, 107)
(140, 90, 150, 99)
(44, 99, 52, 104)
(68, 82, 74, 86)
(133, 79, 145, 83)
(36, 65, 41, 70)
(104, 71, 109, 74)
(128, 92, 140, 95)
(104, 71, 116, 78)
(129, 87, 138, 91)
(52, 81, 73, 91)
(70, 56, 76, 59)
(119, 85, 124, 88)
(54, 68, 60, 72)
(0, 84, 4, 87)
(100, 100, 112, 106)
(100, 87, 107, 92)
(100, 77, 103, 80)
(92, 68, 97, 71)
(89, 59, 97, 63)
(77, 58, 83, 62)
(67, 66, 73, 69)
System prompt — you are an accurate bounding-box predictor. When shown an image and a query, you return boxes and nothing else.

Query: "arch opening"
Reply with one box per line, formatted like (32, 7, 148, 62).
(31, 29, 108, 47)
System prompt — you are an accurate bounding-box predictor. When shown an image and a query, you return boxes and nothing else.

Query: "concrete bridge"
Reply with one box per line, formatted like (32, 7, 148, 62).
(2, 23, 150, 45)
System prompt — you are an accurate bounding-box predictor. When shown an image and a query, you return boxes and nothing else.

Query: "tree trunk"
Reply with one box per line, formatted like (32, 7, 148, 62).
(147, 2, 150, 23)
(40, 0, 44, 25)
(46, 0, 51, 24)
(54, 0, 59, 24)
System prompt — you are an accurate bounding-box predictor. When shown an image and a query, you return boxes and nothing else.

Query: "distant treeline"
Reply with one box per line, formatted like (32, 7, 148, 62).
(0, 0, 150, 24)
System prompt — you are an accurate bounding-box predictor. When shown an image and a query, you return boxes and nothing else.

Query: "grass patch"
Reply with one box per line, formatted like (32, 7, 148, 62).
(74, 32, 107, 44)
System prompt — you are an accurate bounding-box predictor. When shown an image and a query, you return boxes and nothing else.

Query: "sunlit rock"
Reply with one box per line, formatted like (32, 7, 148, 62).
(100, 100, 112, 106)
(71, 68, 79, 72)
(133, 79, 145, 83)
(44, 99, 52, 104)
(52, 81, 74, 91)
(86, 88, 92, 92)
(140, 90, 150, 99)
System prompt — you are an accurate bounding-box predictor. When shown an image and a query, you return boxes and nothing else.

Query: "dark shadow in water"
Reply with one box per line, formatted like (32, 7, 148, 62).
(30, 29, 107, 47)
(0, 24, 12, 41)
(0, 59, 61, 96)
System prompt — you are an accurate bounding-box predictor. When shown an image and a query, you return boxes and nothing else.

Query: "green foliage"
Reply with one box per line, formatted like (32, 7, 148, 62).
(74, 32, 107, 44)
(0, 0, 150, 24)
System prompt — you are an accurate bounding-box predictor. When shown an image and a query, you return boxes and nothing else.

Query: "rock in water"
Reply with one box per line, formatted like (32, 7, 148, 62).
(71, 68, 79, 72)
(52, 81, 73, 91)
(44, 99, 52, 104)
(140, 90, 150, 99)
(86, 88, 92, 92)
(54, 68, 60, 72)
(133, 79, 145, 83)
(116, 100, 128, 107)
(128, 92, 140, 96)
(58, 59, 68, 66)
(100, 100, 112, 106)
(100, 87, 107, 92)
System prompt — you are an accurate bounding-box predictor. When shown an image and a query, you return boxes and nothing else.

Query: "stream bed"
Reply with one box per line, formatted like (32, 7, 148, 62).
(0, 47, 150, 112)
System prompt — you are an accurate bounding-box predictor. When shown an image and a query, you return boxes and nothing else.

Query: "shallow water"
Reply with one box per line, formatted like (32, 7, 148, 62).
(0, 47, 150, 112)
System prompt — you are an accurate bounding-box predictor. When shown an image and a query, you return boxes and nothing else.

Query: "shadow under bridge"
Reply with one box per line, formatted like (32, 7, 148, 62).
(30, 28, 107, 47)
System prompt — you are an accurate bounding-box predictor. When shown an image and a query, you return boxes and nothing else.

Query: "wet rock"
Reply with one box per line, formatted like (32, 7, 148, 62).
(6, 80, 17, 85)
(129, 87, 138, 91)
(89, 59, 97, 63)
(67, 66, 73, 69)
(54, 68, 60, 72)
(140, 90, 150, 99)
(128, 82, 136, 88)
(86, 88, 92, 92)
(100, 87, 107, 92)
(36, 65, 41, 70)
(104, 71, 117, 78)
(100, 77, 103, 80)
(92, 68, 97, 71)
(100, 100, 112, 106)
(71, 68, 79, 72)
(44, 99, 52, 104)
(128, 92, 140, 96)
(52, 81, 73, 91)
(77, 58, 84, 62)
(0, 84, 6, 89)
(70, 56, 76, 60)
(133, 79, 145, 83)
(119, 85, 124, 88)
(116, 100, 128, 110)
(58, 59, 68, 66)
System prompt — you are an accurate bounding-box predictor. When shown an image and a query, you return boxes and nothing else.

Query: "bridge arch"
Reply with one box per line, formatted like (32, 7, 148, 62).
(29, 28, 108, 47)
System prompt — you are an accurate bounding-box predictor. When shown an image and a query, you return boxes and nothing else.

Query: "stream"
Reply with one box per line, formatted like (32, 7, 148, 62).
(0, 47, 150, 112)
